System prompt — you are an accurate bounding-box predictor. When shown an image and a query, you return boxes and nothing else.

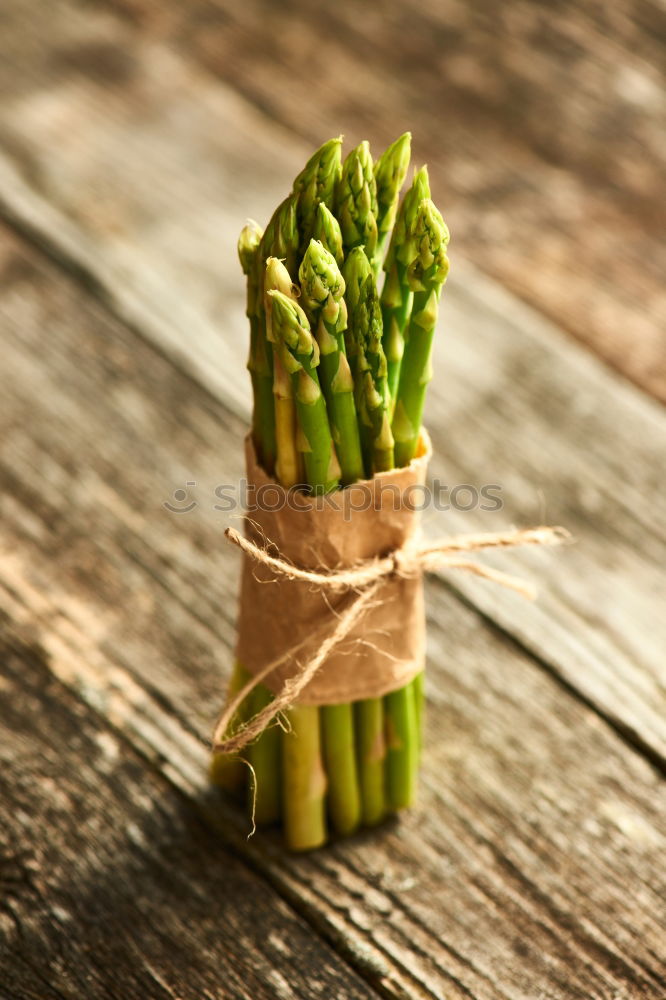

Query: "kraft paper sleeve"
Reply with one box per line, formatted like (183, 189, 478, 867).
(235, 432, 431, 706)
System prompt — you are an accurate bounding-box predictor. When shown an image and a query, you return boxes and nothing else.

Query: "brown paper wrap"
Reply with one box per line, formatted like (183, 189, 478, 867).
(235, 432, 432, 706)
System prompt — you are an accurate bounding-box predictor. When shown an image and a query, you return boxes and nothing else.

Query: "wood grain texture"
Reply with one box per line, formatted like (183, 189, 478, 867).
(0, 620, 382, 1000)
(0, 626, 378, 1000)
(0, 0, 664, 765)
(1, 228, 665, 999)
(92, 0, 666, 402)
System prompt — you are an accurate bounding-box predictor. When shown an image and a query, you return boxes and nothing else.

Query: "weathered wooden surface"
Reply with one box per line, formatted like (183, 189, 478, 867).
(48, 0, 666, 400)
(0, 623, 378, 1000)
(1, 227, 665, 999)
(1, 1, 665, 996)
(0, 0, 664, 769)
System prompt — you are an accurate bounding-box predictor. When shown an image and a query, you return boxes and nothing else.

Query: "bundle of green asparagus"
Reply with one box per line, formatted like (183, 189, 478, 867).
(211, 135, 449, 850)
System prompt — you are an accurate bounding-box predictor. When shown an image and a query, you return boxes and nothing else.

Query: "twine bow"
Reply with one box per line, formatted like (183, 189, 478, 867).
(212, 523, 569, 755)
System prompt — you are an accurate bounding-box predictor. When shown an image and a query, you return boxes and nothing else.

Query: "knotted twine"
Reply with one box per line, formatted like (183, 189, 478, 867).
(212, 521, 569, 756)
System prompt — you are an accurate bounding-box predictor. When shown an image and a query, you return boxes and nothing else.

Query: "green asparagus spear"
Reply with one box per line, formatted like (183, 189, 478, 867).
(349, 274, 395, 476)
(321, 702, 361, 837)
(238, 222, 268, 466)
(246, 683, 281, 825)
(380, 166, 431, 409)
(341, 246, 373, 381)
(296, 243, 364, 835)
(247, 196, 299, 474)
(265, 257, 302, 489)
(282, 705, 327, 851)
(299, 239, 364, 485)
(372, 179, 442, 816)
(268, 289, 341, 495)
(312, 202, 344, 267)
(355, 697, 387, 826)
(335, 140, 378, 262)
(235, 256, 301, 828)
(268, 288, 340, 850)
(292, 136, 343, 254)
(385, 682, 419, 810)
(340, 248, 393, 825)
(373, 132, 411, 269)
(384, 167, 431, 280)
(392, 198, 450, 467)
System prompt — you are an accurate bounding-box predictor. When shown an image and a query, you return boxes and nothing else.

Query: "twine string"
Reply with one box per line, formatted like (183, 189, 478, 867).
(212, 523, 569, 755)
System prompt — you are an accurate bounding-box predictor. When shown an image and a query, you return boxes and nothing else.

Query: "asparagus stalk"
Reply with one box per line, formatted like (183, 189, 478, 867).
(336, 251, 390, 825)
(373, 132, 411, 271)
(312, 202, 344, 267)
(232, 256, 302, 829)
(349, 273, 395, 476)
(282, 705, 327, 851)
(268, 290, 341, 495)
(246, 683, 281, 825)
(292, 136, 343, 254)
(380, 166, 431, 408)
(343, 261, 397, 820)
(355, 697, 386, 826)
(209, 660, 252, 793)
(335, 140, 379, 263)
(341, 246, 373, 382)
(392, 197, 450, 467)
(343, 179, 437, 815)
(299, 239, 364, 486)
(238, 222, 267, 464)
(247, 196, 299, 475)
(385, 682, 419, 810)
(268, 288, 339, 850)
(298, 238, 363, 836)
(321, 702, 361, 837)
(265, 257, 302, 489)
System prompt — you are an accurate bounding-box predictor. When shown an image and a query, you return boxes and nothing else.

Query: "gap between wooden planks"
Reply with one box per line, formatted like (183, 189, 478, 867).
(1, 226, 665, 999)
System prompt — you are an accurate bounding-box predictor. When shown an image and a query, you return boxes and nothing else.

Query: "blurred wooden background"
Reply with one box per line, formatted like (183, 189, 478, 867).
(1, 2, 665, 998)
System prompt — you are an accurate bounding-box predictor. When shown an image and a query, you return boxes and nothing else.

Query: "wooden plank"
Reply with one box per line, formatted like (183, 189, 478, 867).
(1, 228, 665, 999)
(57, 0, 666, 402)
(0, 628, 379, 1000)
(0, 0, 664, 765)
